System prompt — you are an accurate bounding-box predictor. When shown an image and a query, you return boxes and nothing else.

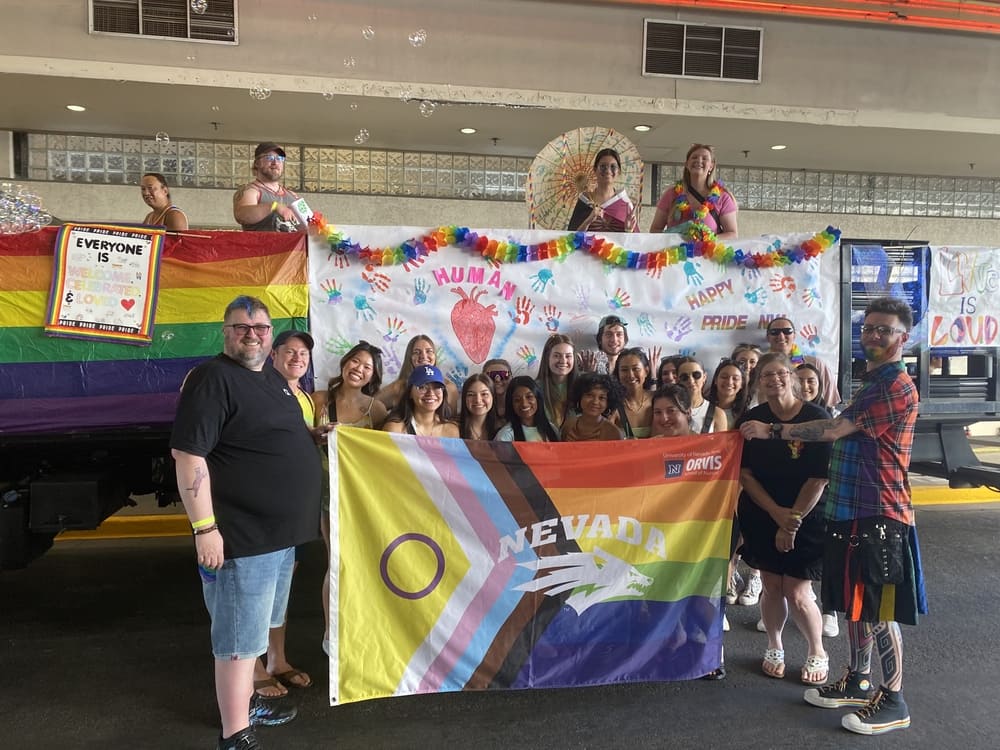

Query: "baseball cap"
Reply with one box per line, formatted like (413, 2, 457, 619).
(408, 365, 445, 388)
(273, 329, 314, 350)
(254, 142, 286, 159)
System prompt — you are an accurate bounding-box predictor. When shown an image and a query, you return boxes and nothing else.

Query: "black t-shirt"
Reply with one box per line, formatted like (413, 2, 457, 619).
(170, 354, 322, 558)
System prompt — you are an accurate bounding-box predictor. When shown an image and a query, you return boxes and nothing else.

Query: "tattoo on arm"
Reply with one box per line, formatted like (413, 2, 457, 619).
(185, 466, 207, 498)
(787, 417, 842, 441)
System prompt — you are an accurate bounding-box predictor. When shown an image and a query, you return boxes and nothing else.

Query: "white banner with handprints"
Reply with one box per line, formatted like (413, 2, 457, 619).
(927, 245, 1000, 348)
(307, 227, 841, 387)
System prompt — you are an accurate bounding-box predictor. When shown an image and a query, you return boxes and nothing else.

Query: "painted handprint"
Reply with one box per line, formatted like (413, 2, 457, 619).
(361, 265, 391, 293)
(802, 287, 821, 307)
(413, 278, 429, 305)
(574, 283, 592, 312)
(516, 344, 537, 366)
(530, 268, 555, 293)
(637, 312, 654, 337)
(608, 288, 632, 310)
(770, 274, 796, 298)
(447, 363, 469, 388)
(801, 324, 821, 347)
(664, 316, 693, 343)
(645, 264, 664, 281)
(509, 295, 535, 325)
(320, 278, 343, 305)
(383, 316, 406, 343)
(539, 304, 562, 332)
(328, 247, 350, 269)
(741, 265, 761, 282)
(324, 334, 354, 356)
(678, 347, 697, 358)
(683, 260, 704, 286)
(744, 286, 768, 305)
(353, 294, 376, 321)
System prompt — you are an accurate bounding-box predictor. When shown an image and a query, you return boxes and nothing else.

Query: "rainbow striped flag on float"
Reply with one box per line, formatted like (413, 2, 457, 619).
(0, 228, 307, 434)
(329, 427, 741, 704)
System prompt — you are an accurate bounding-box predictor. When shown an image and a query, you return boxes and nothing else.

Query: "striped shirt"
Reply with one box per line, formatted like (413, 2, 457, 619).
(824, 361, 918, 524)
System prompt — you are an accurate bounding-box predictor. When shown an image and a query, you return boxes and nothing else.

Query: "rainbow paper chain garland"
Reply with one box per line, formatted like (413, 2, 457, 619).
(308, 212, 840, 272)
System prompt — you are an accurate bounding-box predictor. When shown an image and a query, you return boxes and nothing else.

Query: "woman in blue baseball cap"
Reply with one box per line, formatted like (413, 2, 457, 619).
(383, 364, 459, 438)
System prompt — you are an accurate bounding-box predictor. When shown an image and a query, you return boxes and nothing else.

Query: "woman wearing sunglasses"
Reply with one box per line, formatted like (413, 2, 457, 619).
(481, 358, 513, 424)
(676, 357, 727, 434)
(566, 148, 639, 233)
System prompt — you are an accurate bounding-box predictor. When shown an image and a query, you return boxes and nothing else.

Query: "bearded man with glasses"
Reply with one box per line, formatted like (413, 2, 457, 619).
(171, 295, 322, 749)
(233, 142, 305, 232)
(741, 297, 925, 737)
(764, 315, 841, 407)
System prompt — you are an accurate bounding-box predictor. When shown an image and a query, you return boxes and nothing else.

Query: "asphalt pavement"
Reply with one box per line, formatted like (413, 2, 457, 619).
(3, 503, 999, 750)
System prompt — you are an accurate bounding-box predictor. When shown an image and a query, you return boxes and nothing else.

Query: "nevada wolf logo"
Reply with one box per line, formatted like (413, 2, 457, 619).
(514, 547, 654, 615)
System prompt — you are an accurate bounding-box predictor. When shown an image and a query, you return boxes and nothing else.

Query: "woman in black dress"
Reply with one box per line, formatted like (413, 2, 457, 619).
(737, 352, 831, 685)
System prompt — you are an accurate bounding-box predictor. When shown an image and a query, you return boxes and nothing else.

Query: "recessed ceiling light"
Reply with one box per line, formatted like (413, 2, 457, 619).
(770, 144, 787, 150)
(66, 104, 86, 112)
(633, 124, 652, 132)
(459, 127, 477, 134)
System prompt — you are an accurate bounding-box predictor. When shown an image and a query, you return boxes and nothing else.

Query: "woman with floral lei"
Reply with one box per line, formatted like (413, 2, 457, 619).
(649, 144, 739, 240)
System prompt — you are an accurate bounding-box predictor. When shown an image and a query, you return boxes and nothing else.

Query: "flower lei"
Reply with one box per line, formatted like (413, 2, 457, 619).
(672, 180, 723, 225)
(308, 212, 840, 272)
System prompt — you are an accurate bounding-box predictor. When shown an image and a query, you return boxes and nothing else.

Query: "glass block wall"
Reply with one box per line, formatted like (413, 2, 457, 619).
(24, 132, 1000, 218)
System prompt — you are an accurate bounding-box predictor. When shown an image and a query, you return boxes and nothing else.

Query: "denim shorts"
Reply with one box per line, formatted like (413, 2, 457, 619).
(202, 546, 295, 660)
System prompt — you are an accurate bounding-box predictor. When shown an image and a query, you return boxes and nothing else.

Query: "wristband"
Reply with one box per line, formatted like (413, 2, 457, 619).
(191, 515, 215, 530)
(270, 201, 279, 213)
(769, 422, 783, 440)
(193, 524, 219, 536)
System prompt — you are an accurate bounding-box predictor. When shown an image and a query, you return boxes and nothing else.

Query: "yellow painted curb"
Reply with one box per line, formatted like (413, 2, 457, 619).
(56, 514, 190, 541)
(912, 486, 1000, 506)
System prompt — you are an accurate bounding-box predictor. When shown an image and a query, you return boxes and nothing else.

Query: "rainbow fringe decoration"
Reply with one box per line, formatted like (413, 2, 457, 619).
(309, 212, 840, 272)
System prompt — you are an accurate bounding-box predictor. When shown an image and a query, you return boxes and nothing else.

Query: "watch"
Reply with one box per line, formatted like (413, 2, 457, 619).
(770, 422, 783, 440)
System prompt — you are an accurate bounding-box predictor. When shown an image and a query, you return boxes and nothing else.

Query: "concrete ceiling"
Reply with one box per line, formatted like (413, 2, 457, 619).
(2, 72, 998, 179)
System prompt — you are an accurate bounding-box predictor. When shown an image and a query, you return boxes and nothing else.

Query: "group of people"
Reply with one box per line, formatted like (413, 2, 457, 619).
(567, 143, 739, 237)
(169, 139, 924, 748)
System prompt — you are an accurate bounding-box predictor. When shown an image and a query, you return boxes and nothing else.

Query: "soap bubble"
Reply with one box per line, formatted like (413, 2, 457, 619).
(190, 0, 207, 15)
(343, 56, 357, 70)
(408, 29, 427, 47)
(418, 100, 436, 118)
(349, 102, 360, 111)
(155, 131, 170, 143)
(249, 83, 272, 101)
(354, 129, 370, 145)
(362, 25, 375, 40)
(322, 92, 335, 102)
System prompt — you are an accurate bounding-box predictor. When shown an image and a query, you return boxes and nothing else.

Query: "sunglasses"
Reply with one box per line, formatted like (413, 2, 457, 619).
(259, 154, 285, 163)
(486, 370, 511, 382)
(767, 327, 795, 336)
(679, 371, 704, 382)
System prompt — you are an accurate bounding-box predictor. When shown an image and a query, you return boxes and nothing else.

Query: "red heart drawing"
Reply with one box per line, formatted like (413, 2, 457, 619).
(121, 299, 136, 311)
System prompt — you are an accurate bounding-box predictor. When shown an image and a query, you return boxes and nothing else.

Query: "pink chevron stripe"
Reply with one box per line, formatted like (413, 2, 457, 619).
(411, 438, 521, 692)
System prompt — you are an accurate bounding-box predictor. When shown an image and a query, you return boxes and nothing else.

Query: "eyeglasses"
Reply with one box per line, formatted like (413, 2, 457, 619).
(860, 324, 905, 337)
(760, 370, 791, 380)
(767, 327, 795, 336)
(225, 323, 272, 336)
(486, 370, 511, 382)
(259, 154, 285, 163)
(678, 372, 704, 382)
(596, 164, 619, 174)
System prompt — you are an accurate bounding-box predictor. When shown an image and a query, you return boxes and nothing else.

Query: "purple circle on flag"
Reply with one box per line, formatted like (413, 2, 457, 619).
(379, 533, 445, 600)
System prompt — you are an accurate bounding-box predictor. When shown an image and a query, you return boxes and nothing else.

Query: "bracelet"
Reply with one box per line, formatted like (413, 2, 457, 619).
(193, 524, 219, 536)
(789, 511, 802, 519)
(191, 514, 215, 530)
(270, 201, 279, 213)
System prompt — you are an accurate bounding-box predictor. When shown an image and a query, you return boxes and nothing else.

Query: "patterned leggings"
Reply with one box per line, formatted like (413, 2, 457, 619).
(848, 620, 903, 691)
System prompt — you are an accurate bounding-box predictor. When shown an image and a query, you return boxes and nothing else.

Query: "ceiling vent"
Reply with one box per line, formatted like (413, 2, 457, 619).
(90, 0, 237, 43)
(643, 20, 762, 82)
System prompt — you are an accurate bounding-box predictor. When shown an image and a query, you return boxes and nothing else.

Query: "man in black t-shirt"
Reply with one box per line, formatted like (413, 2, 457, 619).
(171, 295, 321, 750)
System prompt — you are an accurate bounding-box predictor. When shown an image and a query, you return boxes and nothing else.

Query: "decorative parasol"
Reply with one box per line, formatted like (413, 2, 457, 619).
(527, 126, 644, 230)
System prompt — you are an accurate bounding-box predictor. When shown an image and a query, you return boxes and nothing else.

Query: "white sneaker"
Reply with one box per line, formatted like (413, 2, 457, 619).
(822, 613, 839, 638)
(723, 613, 730, 632)
(726, 570, 744, 605)
(756, 618, 766, 633)
(738, 573, 762, 606)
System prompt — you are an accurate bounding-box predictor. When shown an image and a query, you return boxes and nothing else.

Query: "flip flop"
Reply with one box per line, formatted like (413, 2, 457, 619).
(254, 676, 288, 698)
(273, 669, 313, 689)
(762, 648, 785, 679)
(801, 654, 829, 685)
